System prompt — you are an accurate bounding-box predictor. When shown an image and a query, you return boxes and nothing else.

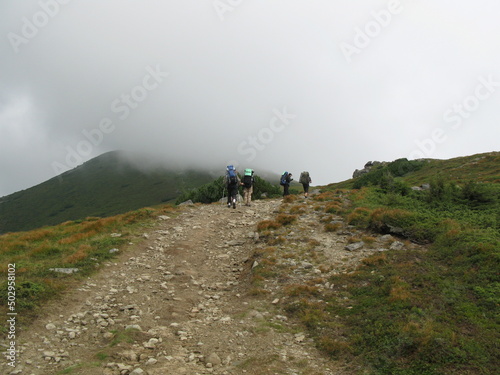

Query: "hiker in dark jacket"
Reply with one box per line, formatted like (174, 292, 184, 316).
(283, 172, 292, 196)
(299, 171, 312, 198)
(225, 166, 242, 209)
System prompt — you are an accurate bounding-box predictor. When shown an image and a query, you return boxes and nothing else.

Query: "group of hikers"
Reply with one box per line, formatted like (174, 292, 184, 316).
(224, 165, 312, 209)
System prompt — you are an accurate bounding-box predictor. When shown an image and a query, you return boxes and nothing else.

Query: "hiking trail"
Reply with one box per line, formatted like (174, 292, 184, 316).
(4, 196, 405, 375)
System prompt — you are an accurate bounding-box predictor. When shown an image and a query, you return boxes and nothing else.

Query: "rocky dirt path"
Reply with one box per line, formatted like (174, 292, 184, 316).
(5, 194, 412, 375)
(5, 198, 361, 375)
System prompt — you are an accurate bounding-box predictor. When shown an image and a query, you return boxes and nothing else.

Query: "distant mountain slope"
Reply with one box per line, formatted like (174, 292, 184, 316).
(0, 151, 216, 234)
(328, 151, 500, 189)
(400, 151, 500, 185)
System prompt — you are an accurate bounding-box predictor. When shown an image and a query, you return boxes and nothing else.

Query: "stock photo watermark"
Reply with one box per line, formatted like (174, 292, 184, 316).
(51, 65, 169, 175)
(237, 106, 296, 162)
(408, 75, 499, 160)
(213, 0, 244, 22)
(5, 263, 17, 368)
(339, 0, 403, 63)
(7, 0, 73, 54)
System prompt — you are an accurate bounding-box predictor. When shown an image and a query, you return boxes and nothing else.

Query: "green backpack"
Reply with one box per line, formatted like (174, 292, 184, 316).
(299, 171, 310, 184)
(243, 169, 254, 188)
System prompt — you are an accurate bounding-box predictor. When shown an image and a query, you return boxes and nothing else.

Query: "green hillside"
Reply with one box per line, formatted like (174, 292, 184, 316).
(0, 151, 215, 234)
(304, 151, 499, 374)
(328, 151, 500, 190)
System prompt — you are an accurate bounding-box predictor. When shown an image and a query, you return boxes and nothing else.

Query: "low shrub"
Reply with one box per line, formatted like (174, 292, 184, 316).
(346, 207, 372, 227)
(361, 236, 376, 245)
(313, 191, 336, 201)
(324, 222, 342, 232)
(289, 205, 306, 214)
(324, 202, 342, 214)
(285, 284, 321, 297)
(276, 214, 297, 226)
(368, 208, 414, 234)
(256, 220, 282, 232)
(283, 195, 297, 204)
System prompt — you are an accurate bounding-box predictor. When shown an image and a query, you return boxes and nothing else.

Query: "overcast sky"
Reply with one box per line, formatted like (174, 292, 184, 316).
(1, 0, 499, 197)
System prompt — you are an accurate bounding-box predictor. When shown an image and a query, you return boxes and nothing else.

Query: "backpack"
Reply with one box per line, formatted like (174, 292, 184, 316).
(243, 169, 253, 188)
(280, 171, 288, 186)
(227, 165, 237, 185)
(299, 171, 310, 184)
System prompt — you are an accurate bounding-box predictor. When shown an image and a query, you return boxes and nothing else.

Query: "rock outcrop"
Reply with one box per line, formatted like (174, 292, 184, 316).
(352, 161, 387, 178)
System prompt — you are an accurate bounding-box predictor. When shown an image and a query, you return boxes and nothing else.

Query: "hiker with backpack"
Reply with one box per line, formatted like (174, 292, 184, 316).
(225, 165, 242, 209)
(280, 171, 293, 196)
(299, 171, 312, 198)
(242, 169, 255, 206)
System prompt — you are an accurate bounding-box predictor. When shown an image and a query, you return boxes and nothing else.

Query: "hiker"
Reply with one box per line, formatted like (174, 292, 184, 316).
(280, 171, 293, 196)
(299, 171, 312, 198)
(242, 168, 255, 206)
(225, 165, 241, 209)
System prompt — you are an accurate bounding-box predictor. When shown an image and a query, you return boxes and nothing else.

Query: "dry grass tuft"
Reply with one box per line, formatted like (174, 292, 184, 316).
(19, 229, 54, 242)
(313, 191, 336, 201)
(283, 195, 298, 203)
(64, 244, 92, 264)
(257, 220, 282, 231)
(276, 214, 297, 226)
(347, 236, 363, 244)
(388, 276, 412, 302)
(324, 202, 342, 214)
(269, 236, 286, 245)
(58, 231, 97, 245)
(289, 204, 307, 214)
(285, 284, 321, 297)
(361, 236, 377, 245)
(362, 253, 387, 266)
(346, 207, 372, 227)
(324, 222, 342, 232)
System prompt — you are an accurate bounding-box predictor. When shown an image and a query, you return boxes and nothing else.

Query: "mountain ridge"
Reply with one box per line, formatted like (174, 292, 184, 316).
(0, 151, 217, 234)
(0, 150, 283, 234)
(2, 150, 498, 234)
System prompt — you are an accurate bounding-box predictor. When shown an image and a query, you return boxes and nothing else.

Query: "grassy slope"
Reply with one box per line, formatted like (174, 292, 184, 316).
(328, 151, 500, 189)
(403, 152, 500, 185)
(0, 151, 215, 234)
(0, 204, 177, 328)
(253, 151, 499, 374)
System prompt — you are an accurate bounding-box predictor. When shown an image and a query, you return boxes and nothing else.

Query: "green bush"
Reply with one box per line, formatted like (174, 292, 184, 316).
(379, 171, 411, 196)
(353, 159, 425, 190)
(175, 177, 225, 204)
(387, 158, 426, 177)
(175, 175, 281, 204)
(461, 181, 498, 207)
(252, 176, 282, 199)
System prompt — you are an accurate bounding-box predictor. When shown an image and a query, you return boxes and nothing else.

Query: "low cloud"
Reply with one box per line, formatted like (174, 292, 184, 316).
(1, 1, 499, 196)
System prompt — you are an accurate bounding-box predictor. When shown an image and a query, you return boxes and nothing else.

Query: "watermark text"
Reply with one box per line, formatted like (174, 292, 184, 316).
(5, 264, 17, 368)
(51, 65, 169, 176)
(237, 106, 296, 162)
(213, 0, 244, 22)
(340, 0, 403, 63)
(408, 75, 499, 159)
(7, 0, 73, 54)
